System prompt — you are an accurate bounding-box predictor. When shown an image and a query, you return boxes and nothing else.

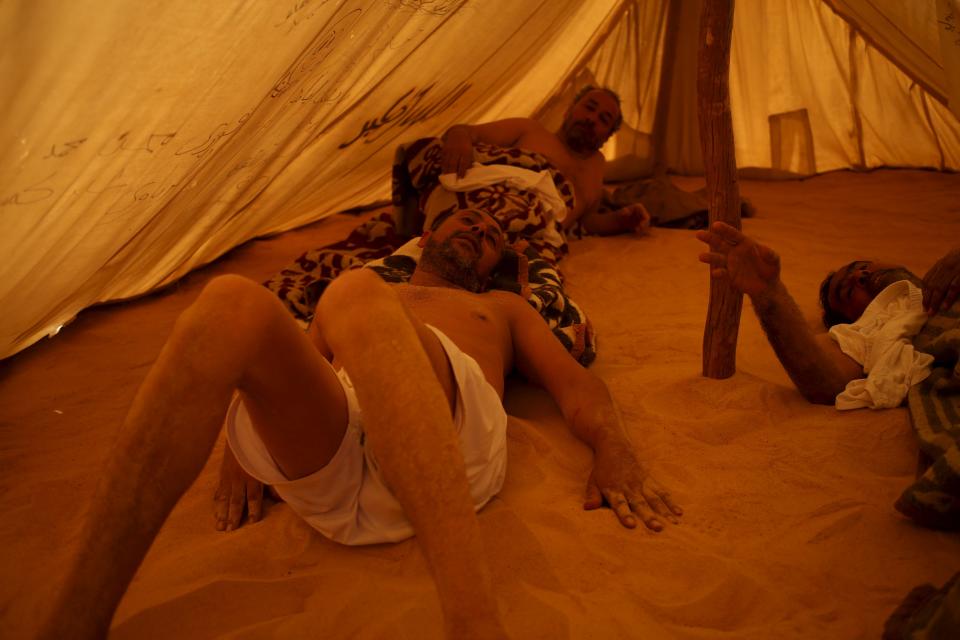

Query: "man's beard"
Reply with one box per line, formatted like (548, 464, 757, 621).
(563, 119, 602, 153)
(867, 267, 922, 295)
(420, 235, 484, 292)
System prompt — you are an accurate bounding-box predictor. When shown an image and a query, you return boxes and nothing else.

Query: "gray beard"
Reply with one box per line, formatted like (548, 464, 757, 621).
(867, 267, 922, 296)
(419, 236, 483, 292)
(563, 120, 601, 154)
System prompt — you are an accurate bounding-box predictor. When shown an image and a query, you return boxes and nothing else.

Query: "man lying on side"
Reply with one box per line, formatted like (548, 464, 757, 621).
(696, 221, 959, 406)
(441, 85, 650, 236)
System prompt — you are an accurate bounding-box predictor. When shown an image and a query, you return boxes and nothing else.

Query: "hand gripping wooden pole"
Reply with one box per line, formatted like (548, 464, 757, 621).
(697, 0, 743, 379)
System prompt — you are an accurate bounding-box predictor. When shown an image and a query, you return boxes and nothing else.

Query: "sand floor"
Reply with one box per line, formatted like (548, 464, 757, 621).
(2, 169, 959, 638)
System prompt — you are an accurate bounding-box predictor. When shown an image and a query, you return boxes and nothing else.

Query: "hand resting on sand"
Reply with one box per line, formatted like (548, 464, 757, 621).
(615, 203, 652, 235)
(585, 440, 682, 532)
(580, 202, 652, 236)
(214, 445, 263, 532)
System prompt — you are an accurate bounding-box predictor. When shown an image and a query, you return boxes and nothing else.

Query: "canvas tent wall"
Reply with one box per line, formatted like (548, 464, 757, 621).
(1, 0, 958, 360)
(538, 0, 960, 176)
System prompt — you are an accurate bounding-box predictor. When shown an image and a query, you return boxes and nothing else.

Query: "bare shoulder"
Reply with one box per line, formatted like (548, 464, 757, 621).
(483, 289, 586, 390)
(471, 118, 541, 147)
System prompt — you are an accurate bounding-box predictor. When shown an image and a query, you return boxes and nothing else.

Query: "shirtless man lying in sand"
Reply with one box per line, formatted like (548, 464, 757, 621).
(40, 208, 681, 639)
(697, 221, 960, 404)
(441, 85, 650, 236)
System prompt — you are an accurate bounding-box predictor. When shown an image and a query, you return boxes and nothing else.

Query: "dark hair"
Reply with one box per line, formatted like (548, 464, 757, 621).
(573, 85, 624, 134)
(429, 208, 457, 230)
(818, 271, 851, 328)
(429, 207, 503, 232)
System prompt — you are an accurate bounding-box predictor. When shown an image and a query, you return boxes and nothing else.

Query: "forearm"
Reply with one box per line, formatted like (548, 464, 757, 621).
(442, 123, 475, 143)
(564, 376, 633, 453)
(565, 378, 673, 528)
(751, 281, 854, 404)
(443, 118, 532, 148)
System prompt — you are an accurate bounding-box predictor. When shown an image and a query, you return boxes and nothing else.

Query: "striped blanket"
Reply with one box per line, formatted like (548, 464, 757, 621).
(264, 137, 597, 365)
(896, 299, 960, 529)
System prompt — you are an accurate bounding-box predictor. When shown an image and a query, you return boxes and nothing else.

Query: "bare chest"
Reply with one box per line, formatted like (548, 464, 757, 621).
(516, 131, 601, 217)
(394, 285, 513, 376)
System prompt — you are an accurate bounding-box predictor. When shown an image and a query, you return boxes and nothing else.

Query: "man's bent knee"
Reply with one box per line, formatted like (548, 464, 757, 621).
(315, 269, 414, 347)
(318, 269, 395, 318)
(178, 275, 285, 345)
(198, 275, 264, 307)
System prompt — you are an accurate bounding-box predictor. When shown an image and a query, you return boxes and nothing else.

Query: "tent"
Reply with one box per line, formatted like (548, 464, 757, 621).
(2, 0, 958, 360)
(3, 3, 960, 637)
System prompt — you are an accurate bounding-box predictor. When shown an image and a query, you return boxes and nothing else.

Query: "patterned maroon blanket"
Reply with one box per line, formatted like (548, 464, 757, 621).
(264, 137, 597, 364)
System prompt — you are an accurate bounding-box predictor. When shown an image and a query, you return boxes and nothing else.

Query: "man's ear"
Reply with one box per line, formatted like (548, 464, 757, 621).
(417, 231, 431, 248)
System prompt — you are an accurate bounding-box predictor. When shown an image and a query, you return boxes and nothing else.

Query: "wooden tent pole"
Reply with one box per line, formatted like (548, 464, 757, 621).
(697, 0, 743, 379)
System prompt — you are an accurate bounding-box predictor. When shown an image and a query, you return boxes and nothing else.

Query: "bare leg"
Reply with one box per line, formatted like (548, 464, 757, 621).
(40, 271, 505, 639)
(38, 275, 354, 639)
(317, 270, 506, 638)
